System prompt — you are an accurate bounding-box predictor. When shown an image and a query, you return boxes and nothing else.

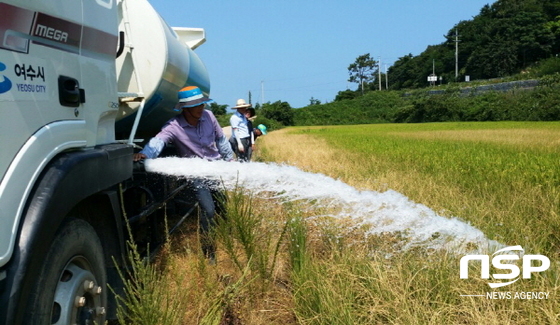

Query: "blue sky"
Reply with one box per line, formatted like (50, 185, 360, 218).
(149, 0, 496, 109)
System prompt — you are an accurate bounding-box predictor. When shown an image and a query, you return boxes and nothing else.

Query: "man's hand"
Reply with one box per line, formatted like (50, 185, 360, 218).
(133, 153, 147, 161)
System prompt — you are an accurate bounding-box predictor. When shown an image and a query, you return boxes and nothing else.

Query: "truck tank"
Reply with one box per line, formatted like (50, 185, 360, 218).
(115, 0, 210, 139)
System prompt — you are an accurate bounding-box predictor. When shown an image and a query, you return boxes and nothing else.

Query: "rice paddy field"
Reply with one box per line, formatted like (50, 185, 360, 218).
(118, 121, 560, 325)
(260, 121, 560, 253)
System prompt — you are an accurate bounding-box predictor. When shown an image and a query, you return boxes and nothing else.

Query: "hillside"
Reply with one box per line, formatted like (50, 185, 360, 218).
(294, 72, 560, 126)
(384, 0, 560, 90)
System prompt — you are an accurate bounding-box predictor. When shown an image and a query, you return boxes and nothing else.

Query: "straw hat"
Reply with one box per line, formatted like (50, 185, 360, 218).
(233, 98, 251, 109)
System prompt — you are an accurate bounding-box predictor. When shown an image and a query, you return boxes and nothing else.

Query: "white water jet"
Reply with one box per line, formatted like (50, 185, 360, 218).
(145, 157, 502, 254)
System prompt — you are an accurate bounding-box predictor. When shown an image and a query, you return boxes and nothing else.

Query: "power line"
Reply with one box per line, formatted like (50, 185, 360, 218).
(262, 68, 343, 82)
(263, 81, 344, 92)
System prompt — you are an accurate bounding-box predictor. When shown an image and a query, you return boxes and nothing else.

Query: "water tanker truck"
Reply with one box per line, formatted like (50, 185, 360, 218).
(0, 0, 210, 323)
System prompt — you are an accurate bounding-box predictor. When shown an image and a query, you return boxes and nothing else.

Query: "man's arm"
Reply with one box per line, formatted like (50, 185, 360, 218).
(234, 130, 244, 153)
(216, 135, 234, 161)
(133, 137, 165, 161)
(206, 110, 233, 161)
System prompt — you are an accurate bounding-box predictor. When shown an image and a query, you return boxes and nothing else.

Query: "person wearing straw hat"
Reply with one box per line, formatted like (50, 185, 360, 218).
(229, 98, 252, 161)
(133, 86, 233, 264)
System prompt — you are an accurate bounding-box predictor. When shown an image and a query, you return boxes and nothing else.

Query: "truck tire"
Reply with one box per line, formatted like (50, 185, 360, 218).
(24, 218, 107, 325)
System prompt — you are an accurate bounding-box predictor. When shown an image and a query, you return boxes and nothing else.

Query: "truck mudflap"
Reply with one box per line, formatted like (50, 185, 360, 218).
(0, 144, 132, 325)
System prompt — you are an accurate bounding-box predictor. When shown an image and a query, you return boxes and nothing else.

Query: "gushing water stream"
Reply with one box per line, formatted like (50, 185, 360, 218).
(146, 157, 501, 254)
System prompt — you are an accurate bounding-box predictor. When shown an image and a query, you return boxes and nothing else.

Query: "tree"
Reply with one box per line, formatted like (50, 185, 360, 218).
(387, 54, 419, 90)
(334, 89, 358, 101)
(309, 97, 321, 106)
(348, 53, 377, 94)
(261, 100, 294, 126)
(545, 15, 560, 54)
(464, 7, 554, 78)
(209, 102, 227, 116)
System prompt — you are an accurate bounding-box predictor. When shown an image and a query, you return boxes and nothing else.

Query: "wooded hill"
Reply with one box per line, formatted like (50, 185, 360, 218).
(383, 0, 560, 90)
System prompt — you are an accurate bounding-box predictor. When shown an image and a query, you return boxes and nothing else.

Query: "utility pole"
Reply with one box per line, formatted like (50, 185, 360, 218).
(455, 28, 460, 81)
(428, 59, 436, 86)
(385, 64, 388, 90)
(378, 56, 382, 90)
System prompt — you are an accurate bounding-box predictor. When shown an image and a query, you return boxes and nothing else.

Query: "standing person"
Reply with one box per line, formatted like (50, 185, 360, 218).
(133, 86, 233, 263)
(229, 99, 251, 161)
(244, 107, 256, 160)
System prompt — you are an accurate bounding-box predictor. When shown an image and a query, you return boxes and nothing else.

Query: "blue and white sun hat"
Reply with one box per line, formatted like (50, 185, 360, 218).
(175, 86, 213, 109)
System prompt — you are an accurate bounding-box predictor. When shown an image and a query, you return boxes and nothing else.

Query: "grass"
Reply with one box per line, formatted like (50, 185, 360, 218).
(117, 121, 560, 324)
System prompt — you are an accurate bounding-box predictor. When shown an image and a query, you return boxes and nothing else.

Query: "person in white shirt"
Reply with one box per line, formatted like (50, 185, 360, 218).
(229, 99, 251, 161)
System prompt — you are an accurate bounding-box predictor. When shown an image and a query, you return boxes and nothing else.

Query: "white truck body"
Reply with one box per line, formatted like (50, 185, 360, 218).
(0, 0, 209, 323)
(0, 0, 119, 268)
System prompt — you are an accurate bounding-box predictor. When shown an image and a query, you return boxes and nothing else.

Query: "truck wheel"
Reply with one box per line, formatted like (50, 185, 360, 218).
(25, 218, 107, 325)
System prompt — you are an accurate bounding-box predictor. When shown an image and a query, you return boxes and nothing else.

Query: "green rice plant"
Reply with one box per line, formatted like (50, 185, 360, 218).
(291, 260, 358, 325)
(199, 263, 253, 325)
(214, 184, 289, 288)
(287, 215, 308, 274)
(109, 204, 192, 325)
(214, 184, 256, 271)
(113, 238, 188, 325)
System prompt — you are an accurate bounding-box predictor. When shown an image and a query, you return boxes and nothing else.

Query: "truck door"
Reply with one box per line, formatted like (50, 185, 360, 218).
(79, 0, 119, 145)
(0, 0, 87, 269)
